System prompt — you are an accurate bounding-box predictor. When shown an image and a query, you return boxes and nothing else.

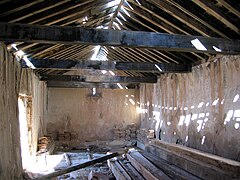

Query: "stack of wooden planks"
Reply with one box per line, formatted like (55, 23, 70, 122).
(108, 149, 202, 180)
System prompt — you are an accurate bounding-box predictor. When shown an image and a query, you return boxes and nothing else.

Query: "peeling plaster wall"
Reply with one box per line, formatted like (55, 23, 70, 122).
(20, 69, 47, 154)
(140, 55, 240, 161)
(0, 43, 22, 179)
(46, 88, 140, 142)
(0, 43, 47, 179)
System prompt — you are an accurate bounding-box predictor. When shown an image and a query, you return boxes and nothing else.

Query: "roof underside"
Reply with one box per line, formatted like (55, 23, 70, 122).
(0, 0, 239, 81)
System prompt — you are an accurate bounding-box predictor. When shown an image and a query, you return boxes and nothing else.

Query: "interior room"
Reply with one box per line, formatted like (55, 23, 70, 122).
(0, 0, 239, 179)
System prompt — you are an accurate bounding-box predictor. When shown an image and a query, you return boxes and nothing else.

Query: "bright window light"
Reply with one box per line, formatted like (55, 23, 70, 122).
(213, 46, 222, 52)
(155, 64, 162, 72)
(113, 22, 121, 30)
(212, 98, 219, 106)
(201, 136, 206, 144)
(235, 123, 239, 129)
(178, 115, 185, 126)
(185, 114, 191, 126)
(122, 6, 131, 17)
(125, 0, 134, 10)
(198, 102, 204, 108)
(11, 43, 18, 50)
(101, 70, 107, 74)
(23, 56, 36, 69)
(92, 88, 96, 95)
(129, 99, 135, 105)
(234, 110, 240, 118)
(191, 38, 207, 51)
(109, 70, 115, 76)
(117, 83, 123, 89)
(233, 94, 239, 102)
(16, 50, 25, 56)
(106, 0, 121, 8)
(135, 0, 141, 5)
(224, 110, 233, 124)
(91, 45, 101, 60)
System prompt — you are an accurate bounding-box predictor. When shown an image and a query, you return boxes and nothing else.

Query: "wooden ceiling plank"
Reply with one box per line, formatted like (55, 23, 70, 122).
(0, 0, 45, 17)
(217, 0, 240, 18)
(28, 0, 94, 24)
(9, 0, 72, 23)
(128, 0, 190, 35)
(166, 0, 229, 38)
(192, 0, 239, 33)
(147, 0, 213, 37)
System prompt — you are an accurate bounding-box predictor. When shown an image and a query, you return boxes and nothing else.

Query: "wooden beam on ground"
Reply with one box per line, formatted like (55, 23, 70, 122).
(21, 58, 191, 73)
(34, 152, 120, 180)
(118, 161, 145, 180)
(0, 22, 239, 54)
(41, 75, 157, 83)
(127, 150, 171, 180)
(47, 81, 137, 89)
(142, 152, 201, 180)
(108, 160, 132, 180)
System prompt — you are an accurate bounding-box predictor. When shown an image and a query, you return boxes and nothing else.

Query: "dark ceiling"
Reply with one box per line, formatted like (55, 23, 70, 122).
(0, 0, 239, 82)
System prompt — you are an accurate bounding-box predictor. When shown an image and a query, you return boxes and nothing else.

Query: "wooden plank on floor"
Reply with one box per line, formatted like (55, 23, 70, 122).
(118, 160, 145, 180)
(126, 150, 171, 180)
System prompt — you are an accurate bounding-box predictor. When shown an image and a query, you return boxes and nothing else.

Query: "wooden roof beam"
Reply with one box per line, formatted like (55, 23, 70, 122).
(47, 81, 138, 89)
(41, 74, 157, 83)
(21, 58, 191, 73)
(1, 22, 239, 54)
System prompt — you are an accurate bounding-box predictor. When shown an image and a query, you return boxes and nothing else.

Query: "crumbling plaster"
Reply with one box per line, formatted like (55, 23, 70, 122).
(46, 88, 140, 142)
(140, 55, 240, 161)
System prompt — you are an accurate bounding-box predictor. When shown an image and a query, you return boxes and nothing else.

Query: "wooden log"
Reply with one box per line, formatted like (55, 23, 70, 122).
(126, 150, 171, 180)
(34, 152, 120, 180)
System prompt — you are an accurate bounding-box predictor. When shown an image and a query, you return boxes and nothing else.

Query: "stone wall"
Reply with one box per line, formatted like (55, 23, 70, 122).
(140, 55, 240, 161)
(46, 88, 140, 142)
